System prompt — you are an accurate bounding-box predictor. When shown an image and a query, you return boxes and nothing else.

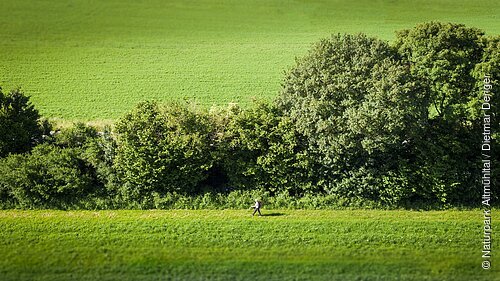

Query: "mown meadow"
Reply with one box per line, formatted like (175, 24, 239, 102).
(0, 210, 496, 281)
(0, 0, 499, 120)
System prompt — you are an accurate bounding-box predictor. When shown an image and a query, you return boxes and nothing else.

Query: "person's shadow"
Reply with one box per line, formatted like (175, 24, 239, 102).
(261, 212, 286, 217)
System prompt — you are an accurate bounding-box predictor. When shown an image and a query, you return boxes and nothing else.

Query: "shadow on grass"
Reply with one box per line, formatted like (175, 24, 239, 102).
(260, 212, 286, 217)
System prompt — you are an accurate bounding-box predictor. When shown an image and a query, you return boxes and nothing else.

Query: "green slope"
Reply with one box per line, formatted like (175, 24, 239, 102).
(0, 210, 498, 281)
(0, 0, 498, 120)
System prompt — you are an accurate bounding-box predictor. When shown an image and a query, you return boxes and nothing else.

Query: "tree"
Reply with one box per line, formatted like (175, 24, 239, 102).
(394, 22, 498, 204)
(277, 34, 428, 203)
(394, 22, 485, 122)
(0, 88, 48, 157)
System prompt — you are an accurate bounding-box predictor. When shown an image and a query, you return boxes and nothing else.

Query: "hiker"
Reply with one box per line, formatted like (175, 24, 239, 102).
(251, 199, 262, 216)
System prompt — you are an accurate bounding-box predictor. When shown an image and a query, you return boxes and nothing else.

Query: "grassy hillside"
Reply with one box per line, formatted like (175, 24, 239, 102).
(0, 210, 497, 281)
(0, 0, 499, 120)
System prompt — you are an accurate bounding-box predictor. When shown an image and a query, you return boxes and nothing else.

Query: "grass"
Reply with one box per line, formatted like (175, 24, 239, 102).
(0, 0, 498, 120)
(0, 210, 497, 281)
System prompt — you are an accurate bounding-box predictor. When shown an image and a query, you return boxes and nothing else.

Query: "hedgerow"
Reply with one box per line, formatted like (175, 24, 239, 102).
(0, 22, 498, 209)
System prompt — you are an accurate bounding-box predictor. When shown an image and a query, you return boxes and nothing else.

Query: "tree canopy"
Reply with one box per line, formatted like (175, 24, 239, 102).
(0, 88, 48, 157)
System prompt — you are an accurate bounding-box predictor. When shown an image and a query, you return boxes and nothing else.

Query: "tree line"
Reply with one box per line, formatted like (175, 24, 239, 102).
(0, 22, 498, 209)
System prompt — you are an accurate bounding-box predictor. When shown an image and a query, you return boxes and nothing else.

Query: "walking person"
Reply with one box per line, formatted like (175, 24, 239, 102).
(251, 199, 262, 216)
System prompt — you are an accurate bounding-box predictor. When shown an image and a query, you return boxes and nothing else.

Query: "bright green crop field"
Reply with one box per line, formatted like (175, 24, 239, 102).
(0, 210, 497, 281)
(0, 0, 499, 121)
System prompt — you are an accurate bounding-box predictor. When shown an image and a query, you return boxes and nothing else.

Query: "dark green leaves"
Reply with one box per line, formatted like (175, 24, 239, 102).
(0, 88, 47, 157)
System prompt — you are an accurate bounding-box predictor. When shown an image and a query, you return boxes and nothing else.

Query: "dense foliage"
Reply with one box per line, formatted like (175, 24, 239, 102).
(393, 22, 499, 204)
(112, 102, 214, 203)
(277, 34, 429, 204)
(219, 102, 317, 195)
(0, 144, 96, 209)
(0, 22, 497, 209)
(0, 88, 49, 157)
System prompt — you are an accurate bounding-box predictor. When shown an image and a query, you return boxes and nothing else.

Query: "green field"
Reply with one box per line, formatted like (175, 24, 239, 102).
(0, 210, 497, 281)
(0, 0, 499, 120)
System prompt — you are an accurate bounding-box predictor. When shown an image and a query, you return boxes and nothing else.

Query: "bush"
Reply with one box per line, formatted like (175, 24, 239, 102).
(113, 101, 214, 201)
(0, 144, 96, 209)
(220, 102, 318, 195)
(52, 123, 119, 195)
(80, 125, 120, 204)
(53, 122, 99, 148)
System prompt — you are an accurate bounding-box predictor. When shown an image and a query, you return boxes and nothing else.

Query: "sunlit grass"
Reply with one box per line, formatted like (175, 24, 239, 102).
(0, 0, 498, 121)
(0, 210, 496, 280)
